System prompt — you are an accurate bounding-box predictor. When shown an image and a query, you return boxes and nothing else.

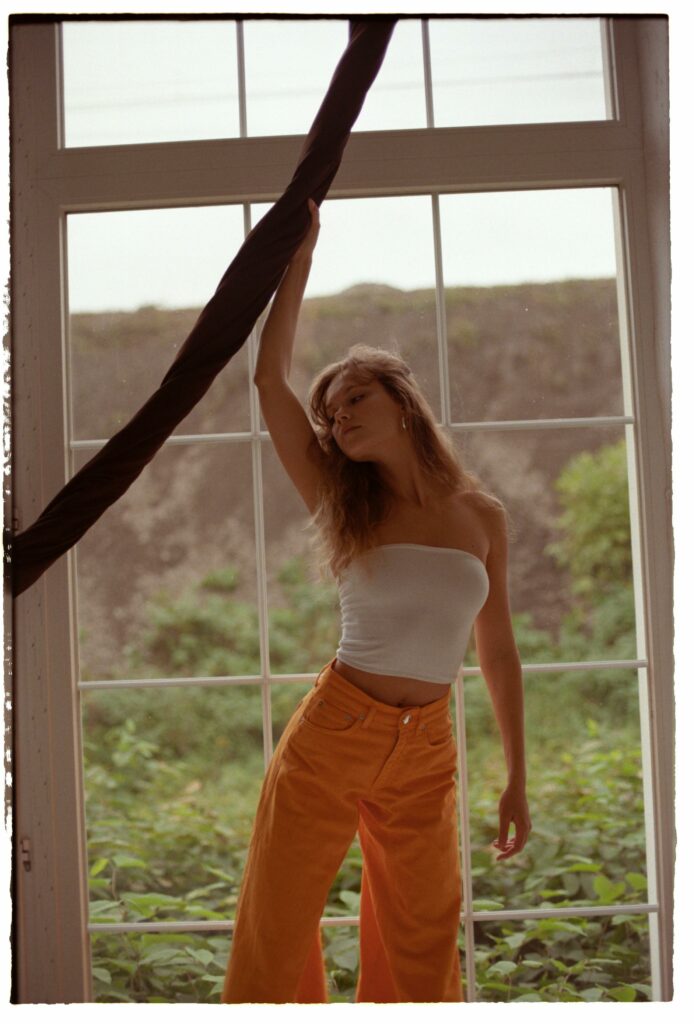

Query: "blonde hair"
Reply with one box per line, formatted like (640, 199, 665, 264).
(305, 344, 507, 582)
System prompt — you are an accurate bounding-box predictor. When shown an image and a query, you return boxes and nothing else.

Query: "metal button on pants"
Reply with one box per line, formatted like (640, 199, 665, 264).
(222, 659, 463, 1003)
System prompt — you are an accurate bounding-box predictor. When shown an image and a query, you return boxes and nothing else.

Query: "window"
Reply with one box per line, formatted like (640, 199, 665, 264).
(61, 16, 608, 146)
(10, 15, 671, 1003)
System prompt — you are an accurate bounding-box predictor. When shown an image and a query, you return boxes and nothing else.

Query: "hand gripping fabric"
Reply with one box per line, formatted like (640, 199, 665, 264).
(10, 19, 396, 597)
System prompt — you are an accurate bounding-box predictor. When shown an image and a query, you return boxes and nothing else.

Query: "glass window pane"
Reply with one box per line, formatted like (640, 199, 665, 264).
(465, 670, 647, 913)
(440, 188, 621, 423)
(83, 684, 265, 928)
(244, 19, 426, 138)
(67, 206, 250, 439)
(430, 17, 608, 128)
(456, 426, 636, 667)
(73, 441, 258, 682)
(474, 914, 652, 1001)
(62, 20, 240, 147)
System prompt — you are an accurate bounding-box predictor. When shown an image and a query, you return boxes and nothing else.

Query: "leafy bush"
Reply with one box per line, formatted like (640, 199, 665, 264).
(545, 439, 632, 608)
(474, 914, 650, 1002)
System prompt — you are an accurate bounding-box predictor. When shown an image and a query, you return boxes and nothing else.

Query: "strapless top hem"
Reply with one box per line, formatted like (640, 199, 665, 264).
(367, 543, 488, 576)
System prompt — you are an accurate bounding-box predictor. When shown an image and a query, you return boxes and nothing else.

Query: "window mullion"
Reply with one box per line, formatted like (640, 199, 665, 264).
(421, 19, 435, 130)
(243, 198, 274, 769)
(600, 17, 619, 121)
(236, 20, 247, 140)
(430, 194, 451, 429)
(612, 166, 669, 1001)
(452, 668, 478, 1000)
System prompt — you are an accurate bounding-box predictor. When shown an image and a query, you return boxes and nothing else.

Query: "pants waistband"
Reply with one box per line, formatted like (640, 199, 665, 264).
(311, 658, 452, 728)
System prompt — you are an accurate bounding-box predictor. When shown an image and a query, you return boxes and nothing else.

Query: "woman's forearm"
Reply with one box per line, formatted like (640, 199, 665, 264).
(254, 255, 313, 383)
(482, 655, 527, 786)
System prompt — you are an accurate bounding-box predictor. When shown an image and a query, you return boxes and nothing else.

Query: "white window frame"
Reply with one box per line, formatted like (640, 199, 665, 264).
(8, 16, 672, 1002)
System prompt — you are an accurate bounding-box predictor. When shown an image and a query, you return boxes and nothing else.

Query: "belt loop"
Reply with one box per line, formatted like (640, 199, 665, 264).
(316, 661, 332, 686)
(361, 705, 377, 730)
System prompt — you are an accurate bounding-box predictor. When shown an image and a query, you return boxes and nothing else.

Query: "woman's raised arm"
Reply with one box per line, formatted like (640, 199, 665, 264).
(253, 200, 324, 515)
(254, 198, 320, 385)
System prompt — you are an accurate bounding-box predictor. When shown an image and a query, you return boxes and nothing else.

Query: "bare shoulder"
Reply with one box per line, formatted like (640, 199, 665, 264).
(457, 487, 506, 516)
(455, 488, 508, 548)
(431, 487, 509, 566)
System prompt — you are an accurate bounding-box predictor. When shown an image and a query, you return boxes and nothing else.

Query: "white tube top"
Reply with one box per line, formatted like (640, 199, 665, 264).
(335, 543, 490, 685)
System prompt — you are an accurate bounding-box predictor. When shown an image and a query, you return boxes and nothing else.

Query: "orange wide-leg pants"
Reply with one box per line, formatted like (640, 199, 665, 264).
(221, 659, 464, 1003)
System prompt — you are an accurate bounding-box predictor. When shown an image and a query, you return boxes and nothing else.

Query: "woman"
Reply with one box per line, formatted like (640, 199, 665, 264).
(222, 199, 531, 1004)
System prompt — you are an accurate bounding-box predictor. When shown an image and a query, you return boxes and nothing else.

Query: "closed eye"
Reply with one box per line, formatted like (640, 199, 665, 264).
(327, 392, 365, 425)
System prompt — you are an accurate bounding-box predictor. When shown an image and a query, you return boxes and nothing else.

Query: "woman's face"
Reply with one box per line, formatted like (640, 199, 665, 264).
(323, 371, 405, 461)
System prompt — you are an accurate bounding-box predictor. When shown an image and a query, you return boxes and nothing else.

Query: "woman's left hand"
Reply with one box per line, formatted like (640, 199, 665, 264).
(492, 781, 531, 861)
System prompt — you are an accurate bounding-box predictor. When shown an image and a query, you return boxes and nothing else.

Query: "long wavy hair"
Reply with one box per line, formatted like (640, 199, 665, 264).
(304, 344, 508, 582)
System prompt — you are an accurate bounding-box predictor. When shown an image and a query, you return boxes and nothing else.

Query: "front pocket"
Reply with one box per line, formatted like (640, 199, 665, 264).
(301, 696, 361, 734)
(423, 718, 454, 748)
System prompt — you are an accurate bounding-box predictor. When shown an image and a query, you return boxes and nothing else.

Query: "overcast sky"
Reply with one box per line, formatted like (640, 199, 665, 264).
(60, 15, 618, 313)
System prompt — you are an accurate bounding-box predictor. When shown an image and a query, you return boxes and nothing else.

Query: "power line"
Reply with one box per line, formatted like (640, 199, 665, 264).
(66, 70, 603, 113)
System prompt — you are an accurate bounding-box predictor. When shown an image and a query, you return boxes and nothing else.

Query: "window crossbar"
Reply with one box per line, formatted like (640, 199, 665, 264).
(77, 658, 648, 691)
(68, 414, 635, 453)
(87, 901, 659, 935)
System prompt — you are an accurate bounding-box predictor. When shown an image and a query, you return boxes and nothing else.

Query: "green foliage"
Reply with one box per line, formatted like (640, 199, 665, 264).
(200, 566, 241, 593)
(269, 557, 341, 672)
(545, 439, 632, 606)
(542, 437, 637, 715)
(90, 932, 232, 1003)
(123, 556, 339, 681)
(448, 317, 480, 350)
(474, 915, 649, 1002)
(89, 557, 340, 776)
(466, 724, 646, 912)
(124, 589, 260, 679)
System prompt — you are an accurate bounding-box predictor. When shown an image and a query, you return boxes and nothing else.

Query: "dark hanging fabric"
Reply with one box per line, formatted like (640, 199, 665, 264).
(11, 18, 397, 598)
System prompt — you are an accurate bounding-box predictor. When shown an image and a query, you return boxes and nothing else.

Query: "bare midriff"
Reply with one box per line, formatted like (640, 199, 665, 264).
(333, 657, 451, 708)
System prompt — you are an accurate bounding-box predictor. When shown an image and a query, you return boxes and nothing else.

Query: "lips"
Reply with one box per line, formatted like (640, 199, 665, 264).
(342, 425, 360, 438)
